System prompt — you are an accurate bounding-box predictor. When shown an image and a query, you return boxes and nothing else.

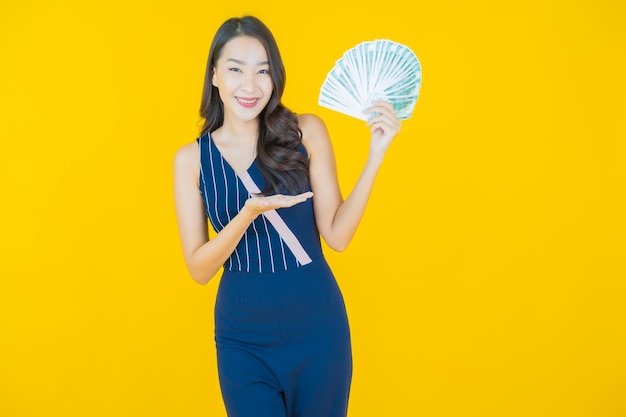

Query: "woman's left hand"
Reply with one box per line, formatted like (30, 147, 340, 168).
(364, 100, 401, 160)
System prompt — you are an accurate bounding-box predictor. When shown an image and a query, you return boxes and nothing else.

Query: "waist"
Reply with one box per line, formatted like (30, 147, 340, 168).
(215, 256, 346, 344)
(223, 236, 323, 273)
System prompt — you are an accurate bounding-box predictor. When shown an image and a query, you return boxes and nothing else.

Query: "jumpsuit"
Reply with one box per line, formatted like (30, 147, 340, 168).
(197, 132, 353, 417)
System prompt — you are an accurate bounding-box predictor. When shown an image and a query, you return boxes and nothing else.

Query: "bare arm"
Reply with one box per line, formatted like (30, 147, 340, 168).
(301, 100, 401, 252)
(173, 142, 313, 285)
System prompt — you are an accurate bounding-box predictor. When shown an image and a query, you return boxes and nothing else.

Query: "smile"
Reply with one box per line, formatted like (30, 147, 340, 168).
(236, 97, 259, 108)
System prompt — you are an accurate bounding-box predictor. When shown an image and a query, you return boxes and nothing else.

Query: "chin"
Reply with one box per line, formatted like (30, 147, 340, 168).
(235, 111, 264, 123)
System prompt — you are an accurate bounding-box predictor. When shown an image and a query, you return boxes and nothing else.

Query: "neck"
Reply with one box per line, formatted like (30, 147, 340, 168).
(220, 116, 260, 144)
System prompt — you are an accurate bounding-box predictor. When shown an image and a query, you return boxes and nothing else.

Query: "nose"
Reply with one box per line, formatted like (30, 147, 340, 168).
(241, 72, 256, 93)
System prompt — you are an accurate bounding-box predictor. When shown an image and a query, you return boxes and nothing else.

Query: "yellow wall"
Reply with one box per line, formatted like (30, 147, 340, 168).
(1, 1, 625, 416)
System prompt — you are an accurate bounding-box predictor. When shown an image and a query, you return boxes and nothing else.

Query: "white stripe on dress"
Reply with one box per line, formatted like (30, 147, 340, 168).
(237, 180, 250, 272)
(260, 215, 275, 273)
(207, 136, 225, 231)
(198, 139, 214, 225)
(250, 214, 262, 272)
(207, 135, 231, 269)
(220, 155, 242, 270)
(279, 235, 288, 270)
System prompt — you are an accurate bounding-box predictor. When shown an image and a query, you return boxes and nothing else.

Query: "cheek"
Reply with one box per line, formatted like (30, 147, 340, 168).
(260, 77, 274, 94)
(214, 67, 232, 86)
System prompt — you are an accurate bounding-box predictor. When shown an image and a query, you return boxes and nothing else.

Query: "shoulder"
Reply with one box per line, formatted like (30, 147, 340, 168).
(174, 140, 199, 164)
(297, 113, 327, 135)
(297, 113, 331, 156)
(174, 140, 200, 180)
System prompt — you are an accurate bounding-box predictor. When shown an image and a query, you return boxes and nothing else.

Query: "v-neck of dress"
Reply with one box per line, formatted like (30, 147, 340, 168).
(208, 132, 258, 177)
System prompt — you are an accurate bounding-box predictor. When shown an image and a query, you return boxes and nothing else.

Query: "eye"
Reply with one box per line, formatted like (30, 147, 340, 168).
(228, 67, 242, 72)
(258, 69, 270, 74)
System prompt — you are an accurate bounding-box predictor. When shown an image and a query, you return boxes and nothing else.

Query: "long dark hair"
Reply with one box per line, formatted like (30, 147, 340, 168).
(199, 15, 309, 195)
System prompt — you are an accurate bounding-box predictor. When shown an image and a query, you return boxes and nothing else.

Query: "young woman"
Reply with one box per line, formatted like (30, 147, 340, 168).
(174, 15, 401, 417)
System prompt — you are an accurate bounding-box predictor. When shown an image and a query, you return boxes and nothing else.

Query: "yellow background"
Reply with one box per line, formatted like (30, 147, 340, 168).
(1, 1, 625, 416)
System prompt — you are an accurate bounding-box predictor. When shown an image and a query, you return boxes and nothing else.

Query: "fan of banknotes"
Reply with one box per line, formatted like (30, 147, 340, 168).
(318, 39, 422, 121)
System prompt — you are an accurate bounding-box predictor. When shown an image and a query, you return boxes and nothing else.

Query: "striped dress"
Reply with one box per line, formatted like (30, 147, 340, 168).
(197, 132, 353, 417)
(198, 132, 323, 272)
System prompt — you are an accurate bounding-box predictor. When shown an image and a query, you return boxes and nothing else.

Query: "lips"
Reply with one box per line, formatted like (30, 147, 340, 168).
(236, 97, 259, 108)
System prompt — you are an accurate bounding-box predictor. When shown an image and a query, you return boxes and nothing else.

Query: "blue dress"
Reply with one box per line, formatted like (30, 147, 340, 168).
(197, 132, 352, 417)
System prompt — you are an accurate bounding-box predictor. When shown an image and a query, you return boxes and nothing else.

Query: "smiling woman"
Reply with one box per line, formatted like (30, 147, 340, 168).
(173, 14, 402, 417)
(198, 16, 309, 197)
(212, 39, 273, 123)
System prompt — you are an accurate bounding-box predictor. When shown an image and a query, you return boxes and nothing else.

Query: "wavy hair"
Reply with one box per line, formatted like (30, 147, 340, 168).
(199, 16, 309, 195)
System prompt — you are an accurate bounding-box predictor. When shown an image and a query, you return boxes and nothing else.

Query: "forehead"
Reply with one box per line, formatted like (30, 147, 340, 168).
(219, 35, 268, 64)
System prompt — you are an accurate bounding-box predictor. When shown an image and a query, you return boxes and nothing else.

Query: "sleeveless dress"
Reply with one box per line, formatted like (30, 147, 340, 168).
(197, 132, 352, 417)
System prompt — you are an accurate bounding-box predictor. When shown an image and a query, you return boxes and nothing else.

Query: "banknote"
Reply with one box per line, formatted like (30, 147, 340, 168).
(319, 39, 422, 121)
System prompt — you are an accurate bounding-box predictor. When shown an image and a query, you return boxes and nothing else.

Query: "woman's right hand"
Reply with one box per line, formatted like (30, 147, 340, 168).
(242, 192, 314, 218)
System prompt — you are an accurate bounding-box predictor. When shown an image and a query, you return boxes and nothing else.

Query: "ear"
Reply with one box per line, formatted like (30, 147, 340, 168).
(212, 67, 217, 87)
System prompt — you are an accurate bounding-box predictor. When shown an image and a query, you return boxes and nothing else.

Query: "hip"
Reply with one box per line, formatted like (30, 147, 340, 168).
(214, 257, 349, 343)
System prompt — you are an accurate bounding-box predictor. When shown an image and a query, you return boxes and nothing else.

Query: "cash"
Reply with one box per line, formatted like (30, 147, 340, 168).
(318, 39, 422, 121)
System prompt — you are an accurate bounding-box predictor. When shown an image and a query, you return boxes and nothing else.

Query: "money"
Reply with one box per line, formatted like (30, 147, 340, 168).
(318, 39, 422, 121)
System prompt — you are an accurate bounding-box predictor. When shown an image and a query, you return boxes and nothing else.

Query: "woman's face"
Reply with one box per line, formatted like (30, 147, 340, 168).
(212, 35, 273, 123)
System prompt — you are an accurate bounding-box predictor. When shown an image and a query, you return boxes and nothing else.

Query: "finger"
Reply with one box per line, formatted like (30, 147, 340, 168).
(289, 192, 314, 204)
(367, 113, 400, 131)
(276, 192, 313, 202)
(375, 107, 401, 123)
(268, 192, 313, 208)
(366, 113, 387, 127)
(363, 100, 388, 112)
(372, 99, 395, 110)
(370, 117, 401, 135)
(366, 109, 399, 127)
(365, 100, 395, 115)
(370, 121, 392, 134)
(364, 107, 391, 119)
(278, 199, 306, 208)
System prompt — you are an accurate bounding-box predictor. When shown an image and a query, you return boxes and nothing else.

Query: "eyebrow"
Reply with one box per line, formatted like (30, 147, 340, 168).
(226, 58, 269, 66)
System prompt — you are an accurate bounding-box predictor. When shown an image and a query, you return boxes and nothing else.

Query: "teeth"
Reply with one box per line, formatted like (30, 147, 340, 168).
(238, 98, 257, 104)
